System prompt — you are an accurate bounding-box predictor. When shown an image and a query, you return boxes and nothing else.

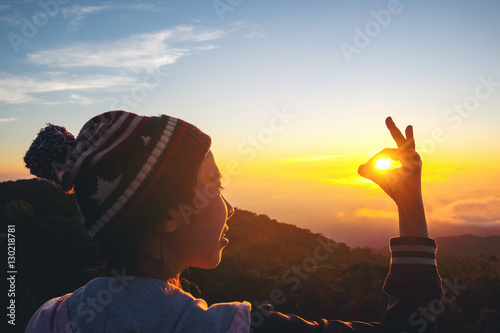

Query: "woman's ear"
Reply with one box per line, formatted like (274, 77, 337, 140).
(156, 213, 178, 233)
(155, 205, 188, 233)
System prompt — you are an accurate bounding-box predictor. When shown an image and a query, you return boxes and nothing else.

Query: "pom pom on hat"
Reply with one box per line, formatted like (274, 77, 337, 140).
(24, 124, 76, 187)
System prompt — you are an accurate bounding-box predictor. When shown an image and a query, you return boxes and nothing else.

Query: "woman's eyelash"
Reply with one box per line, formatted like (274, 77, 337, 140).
(218, 185, 225, 191)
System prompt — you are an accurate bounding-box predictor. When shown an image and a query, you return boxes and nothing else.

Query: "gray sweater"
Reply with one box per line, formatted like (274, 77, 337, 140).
(26, 237, 442, 333)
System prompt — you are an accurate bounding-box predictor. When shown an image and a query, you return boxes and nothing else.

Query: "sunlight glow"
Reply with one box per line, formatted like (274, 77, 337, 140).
(374, 158, 400, 170)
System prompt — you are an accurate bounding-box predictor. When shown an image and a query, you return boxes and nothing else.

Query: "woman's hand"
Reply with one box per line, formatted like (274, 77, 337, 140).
(358, 117, 429, 238)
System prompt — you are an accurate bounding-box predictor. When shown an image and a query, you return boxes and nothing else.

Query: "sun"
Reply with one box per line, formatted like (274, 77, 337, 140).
(374, 158, 399, 170)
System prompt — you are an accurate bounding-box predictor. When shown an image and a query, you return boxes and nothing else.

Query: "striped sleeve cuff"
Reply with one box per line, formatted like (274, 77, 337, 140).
(389, 237, 438, 275)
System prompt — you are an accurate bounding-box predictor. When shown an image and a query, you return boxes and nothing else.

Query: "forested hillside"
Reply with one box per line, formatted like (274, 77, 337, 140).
(1, 179, 499, 332)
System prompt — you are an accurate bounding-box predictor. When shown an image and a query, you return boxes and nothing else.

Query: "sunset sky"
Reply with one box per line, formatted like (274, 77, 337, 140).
(1, 0, 499, 247)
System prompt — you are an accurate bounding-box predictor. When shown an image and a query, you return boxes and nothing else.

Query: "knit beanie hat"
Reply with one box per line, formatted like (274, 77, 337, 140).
(24, 110, 211, 250)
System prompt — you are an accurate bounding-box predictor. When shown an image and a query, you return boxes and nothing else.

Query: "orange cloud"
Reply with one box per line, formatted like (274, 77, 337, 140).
(429, 197, 500, 226)
(355, 208, 397, 218)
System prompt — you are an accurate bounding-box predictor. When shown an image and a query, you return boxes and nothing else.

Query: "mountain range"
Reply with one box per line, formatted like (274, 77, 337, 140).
(1, 179, 499, 332)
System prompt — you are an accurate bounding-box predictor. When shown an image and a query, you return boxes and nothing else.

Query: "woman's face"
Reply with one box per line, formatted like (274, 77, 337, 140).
(174, 150, 234, 270)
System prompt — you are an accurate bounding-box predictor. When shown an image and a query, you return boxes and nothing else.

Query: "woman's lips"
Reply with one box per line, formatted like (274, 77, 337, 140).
(220, 225, 229, 246)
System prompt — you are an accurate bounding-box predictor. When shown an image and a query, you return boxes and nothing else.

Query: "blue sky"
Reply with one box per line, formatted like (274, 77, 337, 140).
(1, 0, 500, 245)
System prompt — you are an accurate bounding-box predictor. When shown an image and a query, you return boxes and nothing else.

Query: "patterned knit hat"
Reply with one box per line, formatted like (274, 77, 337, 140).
(25, 111, 211, 248)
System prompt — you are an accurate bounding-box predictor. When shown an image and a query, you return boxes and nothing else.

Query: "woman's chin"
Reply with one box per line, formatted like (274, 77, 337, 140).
(193, 253, 223, 270)
(209, 254, 223, 269)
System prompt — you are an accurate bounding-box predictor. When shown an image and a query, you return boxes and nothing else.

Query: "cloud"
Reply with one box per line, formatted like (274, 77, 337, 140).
(280, 155, 342, 163)
(68, 93, 96, 105)
(0, 72, 135, 104)
(27, 26, 227, 72)
(0, 117, 18, 123)
(245, 30, 266, 39)
(355, 208, 397, 218)
(120, 3, 165, 12)
(328, 176, 373, 186)
(61, 4, 165, 30)
(61, 5, 111, 30)
(2, 24, 229, 105)
(37, 93, 99, 106)
(429, 197, 500, 226)
(0, 6, 22, 26)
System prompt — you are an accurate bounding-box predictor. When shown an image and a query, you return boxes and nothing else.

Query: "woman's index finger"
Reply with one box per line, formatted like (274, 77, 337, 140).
(385, 117, 406, 148)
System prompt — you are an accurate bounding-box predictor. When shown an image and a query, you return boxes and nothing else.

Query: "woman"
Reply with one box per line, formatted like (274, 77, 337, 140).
(24, 111, 442, 332)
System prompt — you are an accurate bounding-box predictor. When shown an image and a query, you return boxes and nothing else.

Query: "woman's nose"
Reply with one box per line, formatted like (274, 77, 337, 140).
(223, 196, 234, 219)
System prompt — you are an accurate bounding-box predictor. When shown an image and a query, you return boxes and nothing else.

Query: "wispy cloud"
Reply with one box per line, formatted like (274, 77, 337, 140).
(61, 3, 166, 30)
(27, 26, 226, 72)
(0, 72, 135, 104)
(68, 93, 96, 105)
(245, 30, 266, 39)
(0, 5, 22, 26)
(0, 117, 18, 123)
(120, 3, 165, 12)
(61, 5, 111, 30)
(236, 22, 266, 39)
(38, 93, 99, 106)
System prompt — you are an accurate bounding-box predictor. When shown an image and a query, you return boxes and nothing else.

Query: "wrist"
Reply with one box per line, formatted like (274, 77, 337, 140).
(397, 196, 429, 238)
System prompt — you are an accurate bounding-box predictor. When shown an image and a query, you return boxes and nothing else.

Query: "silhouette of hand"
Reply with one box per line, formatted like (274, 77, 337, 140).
(358, 117, 421, 204)
(358, 117, 428, 237)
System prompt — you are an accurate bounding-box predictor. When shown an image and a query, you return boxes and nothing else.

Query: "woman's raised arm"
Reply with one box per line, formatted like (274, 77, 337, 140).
(358, 117, 428, 237)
